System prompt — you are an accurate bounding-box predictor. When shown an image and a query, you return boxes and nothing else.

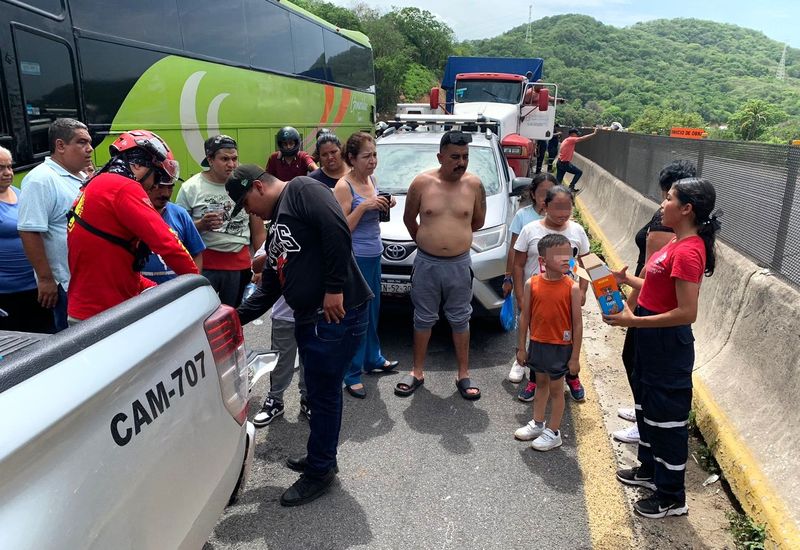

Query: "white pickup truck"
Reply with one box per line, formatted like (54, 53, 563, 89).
(0, 275, 256, 549)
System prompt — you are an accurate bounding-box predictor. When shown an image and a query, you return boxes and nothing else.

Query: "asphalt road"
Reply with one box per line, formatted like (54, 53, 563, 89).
(206, 304, 592, 550)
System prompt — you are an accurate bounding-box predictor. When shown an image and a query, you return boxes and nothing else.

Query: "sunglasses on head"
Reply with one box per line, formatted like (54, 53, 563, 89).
(443, 131, 473, 146)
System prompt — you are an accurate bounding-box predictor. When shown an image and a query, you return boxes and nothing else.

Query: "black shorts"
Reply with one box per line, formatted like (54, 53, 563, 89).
(527, 340, 572, 380)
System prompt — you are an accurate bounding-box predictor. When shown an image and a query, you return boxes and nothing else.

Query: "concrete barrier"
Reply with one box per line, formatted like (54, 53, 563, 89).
(574, 154, 800, 549)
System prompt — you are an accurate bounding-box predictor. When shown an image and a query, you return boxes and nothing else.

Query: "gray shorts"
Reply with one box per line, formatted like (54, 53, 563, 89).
(527, 341, 572, 380)
(411, 249, 473, 332)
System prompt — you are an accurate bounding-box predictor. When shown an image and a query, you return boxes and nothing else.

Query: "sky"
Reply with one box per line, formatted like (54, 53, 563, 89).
(329, 0, 798, 48)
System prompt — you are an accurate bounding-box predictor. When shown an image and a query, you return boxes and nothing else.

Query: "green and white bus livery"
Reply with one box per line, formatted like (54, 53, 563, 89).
(0, 0, 375, 186)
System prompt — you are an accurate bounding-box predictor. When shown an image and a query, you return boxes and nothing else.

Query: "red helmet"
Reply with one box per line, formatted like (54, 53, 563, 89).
(109, 130, 180, 183)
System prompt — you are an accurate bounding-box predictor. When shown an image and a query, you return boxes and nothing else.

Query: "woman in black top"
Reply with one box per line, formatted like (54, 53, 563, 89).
(614, 160, 697, 445)
(309, 133, 350, 189)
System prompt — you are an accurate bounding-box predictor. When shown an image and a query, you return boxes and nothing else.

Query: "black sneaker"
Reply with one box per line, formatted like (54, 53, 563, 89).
(633, 495, 688, 518)
(299, 398, 311, 421)
(286, 455, 339, 474)
(616, 467, 656, 490)
(279, 470, 337, 507)
(252, 397, 283, 428)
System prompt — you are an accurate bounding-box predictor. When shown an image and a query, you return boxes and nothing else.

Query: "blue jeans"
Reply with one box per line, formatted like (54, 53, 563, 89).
(295, 303, 368, 477)
(344, 255, 385, 386)
(53, 284, 68, 332)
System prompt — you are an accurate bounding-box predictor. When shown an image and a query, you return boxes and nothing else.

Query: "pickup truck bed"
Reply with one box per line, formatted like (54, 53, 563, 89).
(0, 275, 255, 549)
(0, 331, 44, 364)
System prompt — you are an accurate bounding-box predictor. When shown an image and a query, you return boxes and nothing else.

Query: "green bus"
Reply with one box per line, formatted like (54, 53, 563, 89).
(0, 0, 376, 185)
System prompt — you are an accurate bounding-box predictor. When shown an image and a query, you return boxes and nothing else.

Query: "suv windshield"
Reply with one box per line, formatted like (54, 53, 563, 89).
(375, 142, 502, 196)
(454, 80, 521, 104)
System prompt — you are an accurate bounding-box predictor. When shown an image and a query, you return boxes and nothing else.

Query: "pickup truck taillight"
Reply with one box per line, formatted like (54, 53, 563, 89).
(204, 305, 248, 425)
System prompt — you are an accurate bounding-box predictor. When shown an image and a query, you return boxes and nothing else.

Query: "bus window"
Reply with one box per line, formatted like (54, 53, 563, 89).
(70, 0, 181, 51)
(13, 29, 78, 156)
(245, 0, 294, 75)
(324, 30, 373, 91)
(0, 76, 9, 137)
(290, 13, 325, 81)
(178, 0, 247, 65)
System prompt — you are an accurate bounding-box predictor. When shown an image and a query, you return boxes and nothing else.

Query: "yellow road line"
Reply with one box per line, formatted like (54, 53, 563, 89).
(576, 197, 800, 549)
(574, 348, 634, 549)
(573, 197, 634, 548)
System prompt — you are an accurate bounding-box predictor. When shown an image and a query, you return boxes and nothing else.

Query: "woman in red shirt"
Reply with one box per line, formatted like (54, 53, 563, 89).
(604, 177, 721, 519)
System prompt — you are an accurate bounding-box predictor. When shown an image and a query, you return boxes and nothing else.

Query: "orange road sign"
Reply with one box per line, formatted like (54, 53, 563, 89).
(670, 127, 707, 139)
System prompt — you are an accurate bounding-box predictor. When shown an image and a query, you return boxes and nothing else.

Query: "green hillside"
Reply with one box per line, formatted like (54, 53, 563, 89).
(462, 15, 800, 134)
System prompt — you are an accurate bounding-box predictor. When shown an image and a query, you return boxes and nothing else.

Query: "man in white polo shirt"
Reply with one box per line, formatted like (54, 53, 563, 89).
(17, 118, 93, 332)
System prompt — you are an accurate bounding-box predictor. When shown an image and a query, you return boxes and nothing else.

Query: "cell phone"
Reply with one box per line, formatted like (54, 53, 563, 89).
(378, 192, 391, 222)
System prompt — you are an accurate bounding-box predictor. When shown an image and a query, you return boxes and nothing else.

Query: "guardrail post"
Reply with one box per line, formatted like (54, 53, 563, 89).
(696, 139, 705, 176)
(772, 146, 799, 272)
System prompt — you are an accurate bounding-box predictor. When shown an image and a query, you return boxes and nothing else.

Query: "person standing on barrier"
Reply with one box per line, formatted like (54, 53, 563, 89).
(614, 160, 697, 445)
(604, 177, 721, 519)
(555, 127, 597, 193)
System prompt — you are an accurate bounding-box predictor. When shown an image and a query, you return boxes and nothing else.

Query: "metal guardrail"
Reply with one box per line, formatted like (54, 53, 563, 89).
(576, 132, 800, 287)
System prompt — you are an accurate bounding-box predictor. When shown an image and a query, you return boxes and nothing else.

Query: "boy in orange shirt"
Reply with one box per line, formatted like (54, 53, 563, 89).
(514, 233, 583, 451)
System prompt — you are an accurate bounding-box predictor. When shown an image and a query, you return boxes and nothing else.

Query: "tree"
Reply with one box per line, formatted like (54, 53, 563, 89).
(727, 99, 787, 141)
(358, 11, 415, 115)
(387, 7, 454, 73)
(629, 106, 705, 135)
(291, 0, 363, 32)
(402, 64, 438, 102)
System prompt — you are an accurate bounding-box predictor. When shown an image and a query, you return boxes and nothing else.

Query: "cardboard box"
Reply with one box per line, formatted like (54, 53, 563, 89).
(575, 253, 625, 315)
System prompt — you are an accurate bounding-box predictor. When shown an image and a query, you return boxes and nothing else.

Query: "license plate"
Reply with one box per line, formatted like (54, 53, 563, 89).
(381, 279, 411, 295)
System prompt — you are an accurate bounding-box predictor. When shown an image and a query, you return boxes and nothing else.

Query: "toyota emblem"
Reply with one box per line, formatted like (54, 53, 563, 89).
(384, 244, 407, 261)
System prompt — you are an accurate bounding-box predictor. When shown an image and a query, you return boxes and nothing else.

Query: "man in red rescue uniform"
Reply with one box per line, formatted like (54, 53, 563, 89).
(66, 130, 198, 322)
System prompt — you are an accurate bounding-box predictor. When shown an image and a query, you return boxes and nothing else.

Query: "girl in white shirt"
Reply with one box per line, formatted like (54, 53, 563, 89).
(510, 186, 590, 402)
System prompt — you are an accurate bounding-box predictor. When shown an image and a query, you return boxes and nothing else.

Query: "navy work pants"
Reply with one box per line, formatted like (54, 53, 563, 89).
(632, 306, 694, 505)
(556, 161, 583, 189)
(295, 303, 368, 478)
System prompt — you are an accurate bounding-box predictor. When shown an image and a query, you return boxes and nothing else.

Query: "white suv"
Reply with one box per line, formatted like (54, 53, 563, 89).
(374, 126, 530, 317)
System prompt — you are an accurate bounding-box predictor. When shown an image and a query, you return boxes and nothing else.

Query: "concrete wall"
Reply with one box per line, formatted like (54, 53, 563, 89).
(573, 155, 800, 549)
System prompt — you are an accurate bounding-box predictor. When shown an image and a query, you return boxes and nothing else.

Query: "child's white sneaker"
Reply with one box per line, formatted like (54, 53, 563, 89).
(613, 424, 640, 444)
(514, 420, 545, 441)
(508, 361, 525, 383)
(617, 407, 636, 422)
(531, 428, 563, 451)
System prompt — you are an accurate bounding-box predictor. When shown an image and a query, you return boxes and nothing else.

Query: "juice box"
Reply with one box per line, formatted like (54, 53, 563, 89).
(574, 253, 625, 315)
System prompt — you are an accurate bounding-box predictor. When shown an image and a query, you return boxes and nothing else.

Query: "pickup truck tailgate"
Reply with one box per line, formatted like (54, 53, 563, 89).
(0, 276, 252, 549)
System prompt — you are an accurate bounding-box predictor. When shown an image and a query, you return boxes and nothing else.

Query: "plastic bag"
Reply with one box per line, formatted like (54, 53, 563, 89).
(500, 293, 517, 332)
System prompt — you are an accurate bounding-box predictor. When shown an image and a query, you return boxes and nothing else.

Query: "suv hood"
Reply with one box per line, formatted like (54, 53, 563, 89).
(381, 193, 507, 241)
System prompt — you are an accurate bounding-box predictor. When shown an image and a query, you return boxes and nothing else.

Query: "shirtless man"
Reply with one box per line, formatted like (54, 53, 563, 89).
(395, 131, 487, 400)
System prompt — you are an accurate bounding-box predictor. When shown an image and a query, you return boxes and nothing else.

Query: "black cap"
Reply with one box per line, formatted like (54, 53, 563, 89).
(201, 134, 237, 167)
(226, 164, 266, 217)
(568, 128, 581, 136)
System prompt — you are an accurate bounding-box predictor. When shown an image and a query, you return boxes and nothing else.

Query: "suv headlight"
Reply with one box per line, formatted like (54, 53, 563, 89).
(471, 225, 506, 253)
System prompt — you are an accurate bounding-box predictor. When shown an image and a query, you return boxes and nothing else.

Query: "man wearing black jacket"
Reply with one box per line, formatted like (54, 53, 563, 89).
(227, 165, 372, 507)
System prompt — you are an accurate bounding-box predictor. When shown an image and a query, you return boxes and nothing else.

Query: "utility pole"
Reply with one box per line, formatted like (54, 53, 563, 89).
(776, 44, 787, 80)
(525, 4, 532, 44)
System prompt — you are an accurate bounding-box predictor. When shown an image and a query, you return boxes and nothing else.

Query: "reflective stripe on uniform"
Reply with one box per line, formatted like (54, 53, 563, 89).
(655, 456, 687, 471)
(643, 417, 688, 429)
